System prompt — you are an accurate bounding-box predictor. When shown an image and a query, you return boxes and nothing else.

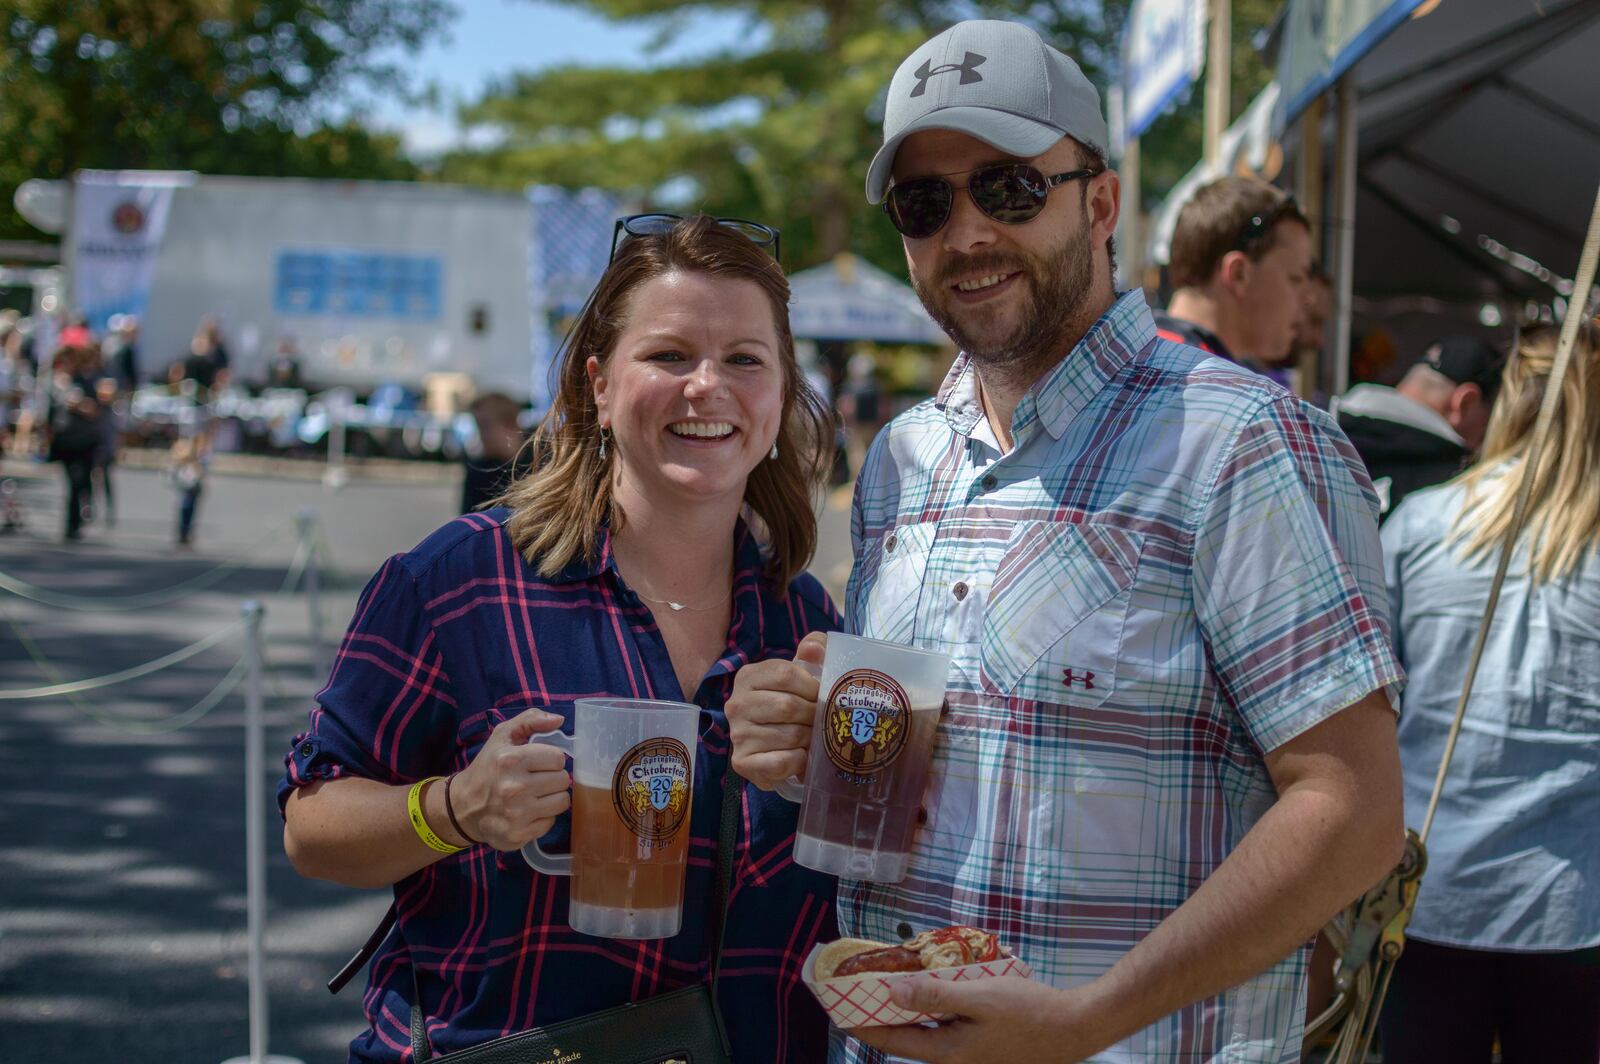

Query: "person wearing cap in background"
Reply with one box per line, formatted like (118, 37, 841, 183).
(1157, 175, 1315, 380)
(726, 19, 1405, 1064)
(1333, 335, 1503, 519)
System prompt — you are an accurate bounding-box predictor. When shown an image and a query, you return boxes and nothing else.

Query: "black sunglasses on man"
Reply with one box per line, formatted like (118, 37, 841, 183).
(883, 161, 1103, 240)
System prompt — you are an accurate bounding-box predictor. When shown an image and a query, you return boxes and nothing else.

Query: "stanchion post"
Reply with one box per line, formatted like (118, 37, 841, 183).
(221, 601, 304, 1064)
(323, 407, 348, 491)
(294, 509, 325, 679)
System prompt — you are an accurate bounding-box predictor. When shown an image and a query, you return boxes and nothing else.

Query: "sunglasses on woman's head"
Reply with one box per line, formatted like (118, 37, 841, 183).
(883, 162, 1103, 240)
(609, 213, 781, 263)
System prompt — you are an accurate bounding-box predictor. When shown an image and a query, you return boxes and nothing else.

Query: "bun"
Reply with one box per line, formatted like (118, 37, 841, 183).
(813, 938, 887, 981)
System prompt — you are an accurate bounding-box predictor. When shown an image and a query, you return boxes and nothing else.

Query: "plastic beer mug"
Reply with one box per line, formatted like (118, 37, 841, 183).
(522, 698, 700, 939)
(780, 634, 950, 883)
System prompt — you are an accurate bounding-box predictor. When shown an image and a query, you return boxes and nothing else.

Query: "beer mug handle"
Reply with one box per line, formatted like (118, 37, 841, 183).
(519, 730, 575, 876)
(776, 657, 823, 804)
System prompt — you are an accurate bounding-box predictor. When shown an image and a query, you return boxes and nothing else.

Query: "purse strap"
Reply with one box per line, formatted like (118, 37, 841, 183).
(399, 764, 745, 1061)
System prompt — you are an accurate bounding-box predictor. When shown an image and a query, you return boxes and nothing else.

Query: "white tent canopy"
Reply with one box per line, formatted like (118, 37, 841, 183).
(787, 254, 946, 345)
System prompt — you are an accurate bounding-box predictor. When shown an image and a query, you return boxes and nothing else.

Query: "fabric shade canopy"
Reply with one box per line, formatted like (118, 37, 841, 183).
(1332, 0, 1600, 303)
(1145, 0, 1600, 308)
(787, 254, 947, 344)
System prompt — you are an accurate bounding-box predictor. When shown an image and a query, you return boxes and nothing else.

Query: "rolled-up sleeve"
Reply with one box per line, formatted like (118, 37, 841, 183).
(277, 555, 459, 817)
(1192, 395, 1405, 753)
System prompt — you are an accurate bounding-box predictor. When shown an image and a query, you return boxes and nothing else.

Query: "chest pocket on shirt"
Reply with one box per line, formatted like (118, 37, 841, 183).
(858, 520, 938, 644)
(980, 522, 1141, 706)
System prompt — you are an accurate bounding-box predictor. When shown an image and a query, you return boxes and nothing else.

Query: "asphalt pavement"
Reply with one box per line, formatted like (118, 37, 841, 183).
(0, 454, 852, 1062)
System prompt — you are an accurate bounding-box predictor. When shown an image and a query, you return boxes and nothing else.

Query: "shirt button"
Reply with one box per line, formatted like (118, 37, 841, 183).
(981, 473, 998, 491)
(885, 533, 897, 553)
(952, 581, 968, 601)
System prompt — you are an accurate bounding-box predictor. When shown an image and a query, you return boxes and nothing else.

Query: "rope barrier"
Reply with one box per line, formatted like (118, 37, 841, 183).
(0, 527, 316, 739)
(0, 517, 296, 611)
(0, 616, 247, 700)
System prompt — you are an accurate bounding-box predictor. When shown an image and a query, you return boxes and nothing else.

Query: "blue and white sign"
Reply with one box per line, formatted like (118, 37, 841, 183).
(273, 250, 442, 321)
(526, 186, 624, 415)
(1122, 0, 1208, 141)
(1276, 0, 1426, 130)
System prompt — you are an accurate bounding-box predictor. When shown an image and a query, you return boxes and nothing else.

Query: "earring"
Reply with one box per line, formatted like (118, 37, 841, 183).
(769, 440, 779, 460)
(598, 427, 609, 461)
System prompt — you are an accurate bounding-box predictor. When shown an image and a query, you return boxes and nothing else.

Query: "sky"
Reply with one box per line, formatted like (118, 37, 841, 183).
(370, 0, 753, 156)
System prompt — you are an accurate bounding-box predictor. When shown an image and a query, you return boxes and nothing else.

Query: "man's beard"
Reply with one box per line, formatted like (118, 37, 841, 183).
(910, 210, 1096, 378)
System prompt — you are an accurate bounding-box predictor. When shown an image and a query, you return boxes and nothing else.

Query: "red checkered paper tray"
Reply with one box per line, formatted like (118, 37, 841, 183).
(801, 941, 1034, 1028)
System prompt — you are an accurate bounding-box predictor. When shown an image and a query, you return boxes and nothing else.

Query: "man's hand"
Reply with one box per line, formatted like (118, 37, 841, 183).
(447, 708, 572, 850)
(848, 976, 1111, 1064)
(727, 630, 826, 789)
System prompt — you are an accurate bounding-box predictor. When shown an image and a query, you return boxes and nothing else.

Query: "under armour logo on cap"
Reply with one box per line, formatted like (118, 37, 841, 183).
(911, 51, 986, 97)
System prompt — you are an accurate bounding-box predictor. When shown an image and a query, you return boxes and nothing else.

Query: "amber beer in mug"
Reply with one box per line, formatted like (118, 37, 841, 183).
(780, 634, 951, 883)
(522, 698, 700, 939)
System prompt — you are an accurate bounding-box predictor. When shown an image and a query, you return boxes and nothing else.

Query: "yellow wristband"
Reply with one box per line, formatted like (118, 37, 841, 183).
(407, 777, 464, 855)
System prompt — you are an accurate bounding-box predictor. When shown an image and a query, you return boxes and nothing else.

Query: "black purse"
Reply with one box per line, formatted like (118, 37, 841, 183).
(330, 769, 744, 1064)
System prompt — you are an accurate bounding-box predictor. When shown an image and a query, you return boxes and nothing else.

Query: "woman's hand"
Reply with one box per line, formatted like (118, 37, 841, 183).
(727, 631, 826, 789)
(447, 709, 573, 850)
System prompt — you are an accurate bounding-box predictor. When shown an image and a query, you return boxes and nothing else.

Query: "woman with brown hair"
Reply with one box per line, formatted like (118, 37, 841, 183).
(279, 215, 840, 1062)
(1378, 321, 1600, 1062)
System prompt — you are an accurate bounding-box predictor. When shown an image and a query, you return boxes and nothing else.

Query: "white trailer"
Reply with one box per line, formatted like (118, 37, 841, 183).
(123, 176, 534, 398)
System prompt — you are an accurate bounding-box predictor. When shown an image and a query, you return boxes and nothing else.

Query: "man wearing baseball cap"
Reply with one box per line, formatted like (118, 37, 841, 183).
(1336, 335, 1502, 518)
(728, 20, 1405, 1063)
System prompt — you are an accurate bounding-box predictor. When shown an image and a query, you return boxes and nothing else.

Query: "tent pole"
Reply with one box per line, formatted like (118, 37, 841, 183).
(1331, 75, 1359, 398)
(1204, 0, 1231, 172)
(1296, 95, 1326, 400)
(1123, 134, 1144, 290)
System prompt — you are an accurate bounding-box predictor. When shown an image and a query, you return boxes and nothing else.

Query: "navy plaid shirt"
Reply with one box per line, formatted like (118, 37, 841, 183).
(279, 509, 839, 1063)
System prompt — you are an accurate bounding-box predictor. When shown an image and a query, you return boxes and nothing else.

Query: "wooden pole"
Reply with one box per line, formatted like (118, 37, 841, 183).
(1296, 94, 1326, 399)
(1123, 134, 1143, 289)
(1204, 0, 1231, 172)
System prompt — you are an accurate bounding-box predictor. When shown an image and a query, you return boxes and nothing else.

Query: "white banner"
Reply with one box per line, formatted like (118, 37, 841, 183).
(70, 170, 194, 332)
(1121, 0, 1207, 143)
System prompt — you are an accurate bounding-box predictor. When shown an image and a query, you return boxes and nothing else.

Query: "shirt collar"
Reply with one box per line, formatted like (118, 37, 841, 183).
(543, 513, 768, 591)
(934, 289, 1155, 444)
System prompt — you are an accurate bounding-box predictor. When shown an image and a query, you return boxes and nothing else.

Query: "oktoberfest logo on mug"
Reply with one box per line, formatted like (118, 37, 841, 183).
(613, 737, 691, 846)
(824, 668, 911, 776)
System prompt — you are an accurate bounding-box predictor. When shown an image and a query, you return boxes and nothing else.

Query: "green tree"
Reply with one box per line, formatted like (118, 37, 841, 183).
(442, 1, 1277, 274)
(440, 1, 924, 274)
(0, 0, 452, 240)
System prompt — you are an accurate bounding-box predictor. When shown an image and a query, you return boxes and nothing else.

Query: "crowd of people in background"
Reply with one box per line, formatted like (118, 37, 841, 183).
(0, 309, 267, 546)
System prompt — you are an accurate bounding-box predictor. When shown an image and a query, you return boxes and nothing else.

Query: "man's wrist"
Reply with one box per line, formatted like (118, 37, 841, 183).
(1057, 970, 1146, 1056)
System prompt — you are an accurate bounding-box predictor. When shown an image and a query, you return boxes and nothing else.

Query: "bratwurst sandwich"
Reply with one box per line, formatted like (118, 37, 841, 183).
(813, 926, 1002, 980)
